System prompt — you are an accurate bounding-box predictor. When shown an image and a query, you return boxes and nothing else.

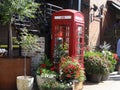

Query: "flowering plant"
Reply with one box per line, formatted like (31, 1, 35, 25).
(99, 41, 117, 72)
(36, 56, 56, 78)
(59, 56, 85, 83)
(40, 80, 71, 90)
(84, 51, 110, 74)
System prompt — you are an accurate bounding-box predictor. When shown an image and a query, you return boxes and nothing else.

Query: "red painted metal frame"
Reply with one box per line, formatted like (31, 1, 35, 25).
(51, 9, 84, 67)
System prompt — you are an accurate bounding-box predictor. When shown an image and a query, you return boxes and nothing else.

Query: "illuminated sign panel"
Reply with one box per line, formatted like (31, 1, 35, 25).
(54, 16, 72, 19)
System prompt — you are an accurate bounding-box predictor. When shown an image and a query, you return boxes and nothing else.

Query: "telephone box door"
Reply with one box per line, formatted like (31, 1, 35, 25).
(51, 23, 72, 63)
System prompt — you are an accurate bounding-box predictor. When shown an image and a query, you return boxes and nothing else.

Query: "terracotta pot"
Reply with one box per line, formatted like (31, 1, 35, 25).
(17, 76, 34, 90)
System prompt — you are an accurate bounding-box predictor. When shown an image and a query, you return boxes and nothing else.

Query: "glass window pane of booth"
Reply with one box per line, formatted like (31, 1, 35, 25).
(53, 25, 70, 62)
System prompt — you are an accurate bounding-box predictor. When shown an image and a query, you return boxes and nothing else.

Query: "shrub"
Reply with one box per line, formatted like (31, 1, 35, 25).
(59, 56, 85, 83)
(84, 51, 111, 75)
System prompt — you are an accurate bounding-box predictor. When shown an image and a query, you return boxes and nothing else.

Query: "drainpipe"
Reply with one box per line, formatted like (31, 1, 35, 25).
(78, 0, 81, 11)
(70, 0, 73, 9)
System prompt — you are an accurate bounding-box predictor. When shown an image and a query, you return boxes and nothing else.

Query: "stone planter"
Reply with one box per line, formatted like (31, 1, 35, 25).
(40, 87, 72, 90)
(36, 75, 83, 90)
(17, 76, 34, 90)
(36, 75, 56, 90)
(73, 81, 83, 90)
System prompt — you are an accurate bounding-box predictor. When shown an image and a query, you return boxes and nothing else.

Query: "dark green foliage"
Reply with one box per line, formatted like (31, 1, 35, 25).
(40, 80, 71, 90)
(0, 0, 39, 24)
(0, 0, 39, 56)
(84, 51, 111, 75)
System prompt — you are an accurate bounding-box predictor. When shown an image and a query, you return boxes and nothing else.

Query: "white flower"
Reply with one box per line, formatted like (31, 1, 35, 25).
(108, 51, 112, 55)
(102, 50, 105, 54)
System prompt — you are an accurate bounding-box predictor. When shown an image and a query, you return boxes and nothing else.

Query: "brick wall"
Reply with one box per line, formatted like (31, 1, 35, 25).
(86, 0, 118, 52)
(81, 0, 90, 45)
(86, 0, 108, 47)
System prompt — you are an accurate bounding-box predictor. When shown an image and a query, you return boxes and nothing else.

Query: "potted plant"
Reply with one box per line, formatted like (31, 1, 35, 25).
(84, 51, 111, 83)
(98, 42, 117, 81)
(0, 0, 39, 57)
(59, 56, 85, 90)
(14, 28, 41, 90)
(0, 1, 39, 89)
(40, 80, 71, 90)
(36, 56, 73, 90)
(36, 55, 57, 90)
(99, 41, 117, 73)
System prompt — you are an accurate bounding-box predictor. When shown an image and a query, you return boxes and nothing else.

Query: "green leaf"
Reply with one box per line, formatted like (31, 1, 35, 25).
(0, 0, 40, 24)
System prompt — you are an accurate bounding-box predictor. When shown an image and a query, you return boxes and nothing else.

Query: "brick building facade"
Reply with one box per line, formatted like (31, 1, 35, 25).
(82, 0, 120, 52)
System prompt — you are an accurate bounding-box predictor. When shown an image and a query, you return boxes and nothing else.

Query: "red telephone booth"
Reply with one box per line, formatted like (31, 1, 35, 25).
(51, 9, 84, 67)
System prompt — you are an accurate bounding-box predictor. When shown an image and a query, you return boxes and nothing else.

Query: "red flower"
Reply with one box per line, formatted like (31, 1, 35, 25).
(113, 53, 119, 61)
(66, 74, 71, 78)
(40, 64, 46, 68)
(59, 56, 85, 81)
(50, 67, 55, 71)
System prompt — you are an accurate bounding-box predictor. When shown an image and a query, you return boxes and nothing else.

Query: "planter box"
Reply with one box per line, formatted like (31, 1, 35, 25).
(0, 57, 31, 90)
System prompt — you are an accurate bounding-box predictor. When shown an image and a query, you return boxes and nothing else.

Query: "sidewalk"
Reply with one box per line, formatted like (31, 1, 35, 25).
(83, 71, 120, 90)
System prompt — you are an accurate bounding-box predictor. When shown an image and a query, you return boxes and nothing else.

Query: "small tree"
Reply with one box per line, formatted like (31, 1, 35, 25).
(13, 28, 41, 76)
(0, 0, 39, 57)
